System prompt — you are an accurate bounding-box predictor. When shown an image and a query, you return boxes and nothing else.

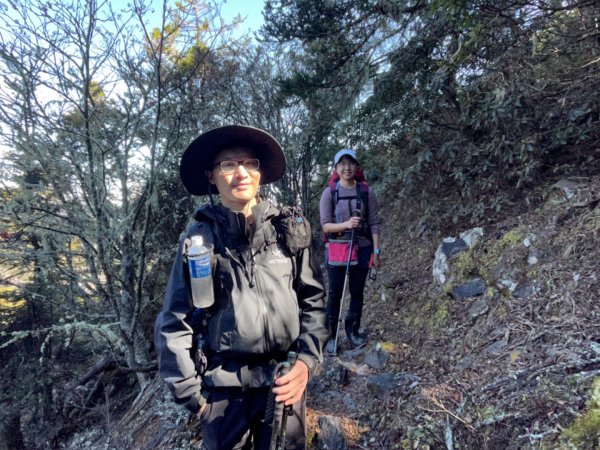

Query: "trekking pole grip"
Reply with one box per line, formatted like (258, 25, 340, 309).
(268, 351, 298, 450)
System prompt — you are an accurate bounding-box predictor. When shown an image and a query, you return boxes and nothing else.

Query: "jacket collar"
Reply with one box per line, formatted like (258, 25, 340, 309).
(193, 199, 277, 238)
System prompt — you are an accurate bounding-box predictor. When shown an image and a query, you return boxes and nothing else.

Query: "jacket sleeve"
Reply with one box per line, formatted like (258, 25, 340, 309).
(154, 232, 204, 414)
(294, 243, 329, 377)
(367, 186, 381, 236)
(319, 187, 334, 226)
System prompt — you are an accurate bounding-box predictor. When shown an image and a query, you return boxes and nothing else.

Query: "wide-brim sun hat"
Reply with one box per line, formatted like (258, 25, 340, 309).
(334, 148, 359, 165)
(180, 125, 287, 196)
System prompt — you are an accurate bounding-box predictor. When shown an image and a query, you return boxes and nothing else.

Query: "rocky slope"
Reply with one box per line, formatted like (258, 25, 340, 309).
(64, 177, 600, 450)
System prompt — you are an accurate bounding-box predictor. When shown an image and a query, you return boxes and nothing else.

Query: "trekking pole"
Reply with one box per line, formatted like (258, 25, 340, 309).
(266, 351, 298, 450)
(332, 210, 361, 355)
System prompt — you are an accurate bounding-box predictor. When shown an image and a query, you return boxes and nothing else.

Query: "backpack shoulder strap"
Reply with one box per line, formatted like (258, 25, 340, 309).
(191, 216, 223, 255)
(330, 179, 338, 202)
(360, 182, 372, 239)
(332, 180, 369, 222)
(332, 181, 340, 223)
(355, 181, 363, 211)
(360, 182, 369, 211)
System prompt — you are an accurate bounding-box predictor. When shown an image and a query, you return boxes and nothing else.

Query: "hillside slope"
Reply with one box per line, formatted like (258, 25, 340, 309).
(338, 176, 600, 449)
(64, 177, 600, 450)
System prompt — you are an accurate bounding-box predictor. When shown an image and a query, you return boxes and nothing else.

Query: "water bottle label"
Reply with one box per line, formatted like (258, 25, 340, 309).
(190, 257, 211, 278)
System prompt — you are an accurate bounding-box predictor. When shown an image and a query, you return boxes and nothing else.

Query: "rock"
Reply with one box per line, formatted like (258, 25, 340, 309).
(553, 178, 584, 200)
(458, 356, 475, 371)
(317, 415, 348, 450)
(364, 345, 391, 370)
(334, 365, 350, 386)
(485, 340, 507, 355)
(441, 237, 470, 258)
(522, 233, 538, 247)
(496, 278, 517, 293)
(397, 372, 420, 385)
(433, 230, 483, 285)
(468, 297, 489, 318)
(396, 372, 421, 396)
(343, 345, 368, 358)
(381, 271, 404, 288)
(527, 249, 539, 265)
(308, 377, 328, 395)
(553, 178, 598, 206)
(366, 373, 398, 398)
(315, 359, 351, 391)
(432, 245, 449, 284)
(323, 391, 344, 403)
(459, 227, 484, 247)
(338, 360, 363, 373)
(356, 364, 371, 376)
(512, 279, 540, 299)
(342, 393, 357, 411)
(451, 277, 486, 298)
(433, 237, 468, 285)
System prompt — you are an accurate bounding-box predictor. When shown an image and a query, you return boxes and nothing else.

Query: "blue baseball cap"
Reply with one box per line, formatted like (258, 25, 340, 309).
(334, 148, 358, 165)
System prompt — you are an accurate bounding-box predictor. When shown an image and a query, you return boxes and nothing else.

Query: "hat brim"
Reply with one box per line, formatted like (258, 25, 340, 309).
(334, 149, 359, 165)
(180, 125, 287, 196)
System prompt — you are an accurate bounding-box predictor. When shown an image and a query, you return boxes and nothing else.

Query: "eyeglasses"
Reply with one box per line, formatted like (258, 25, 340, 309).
(213, 158, 260, 174)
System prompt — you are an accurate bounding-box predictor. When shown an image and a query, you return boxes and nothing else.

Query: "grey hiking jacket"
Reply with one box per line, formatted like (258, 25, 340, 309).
(154, 200, 328, 413)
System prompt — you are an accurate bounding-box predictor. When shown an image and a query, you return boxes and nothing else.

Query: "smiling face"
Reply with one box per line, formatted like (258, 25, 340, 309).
(335, 155, 359, 184)
(208, 147, 261, 213)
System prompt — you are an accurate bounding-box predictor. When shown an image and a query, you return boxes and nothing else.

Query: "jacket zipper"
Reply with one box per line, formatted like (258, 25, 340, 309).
(216, 207, 274, 354)
(227, 245, 270, 352)
(213, 248, 246, 348)
(251, 247, 271, 354)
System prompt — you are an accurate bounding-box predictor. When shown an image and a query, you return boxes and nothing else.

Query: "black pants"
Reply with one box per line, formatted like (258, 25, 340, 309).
(199, 387, 306, 450)
(326, 245, 371, 336)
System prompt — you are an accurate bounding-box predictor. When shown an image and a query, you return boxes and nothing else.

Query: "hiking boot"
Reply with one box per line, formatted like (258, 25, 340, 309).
(347, 332, 366, 349)
(352, 319, 362, 336)
(345, 318, 367, 349)
(325, 339, 336, 355)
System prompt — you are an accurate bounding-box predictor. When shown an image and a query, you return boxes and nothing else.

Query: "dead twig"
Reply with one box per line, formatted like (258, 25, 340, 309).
(481, 356, 600, 393)
(517, 428, 559, 441)
(419, 397, 475, 432)
(477, 412, 521, 428)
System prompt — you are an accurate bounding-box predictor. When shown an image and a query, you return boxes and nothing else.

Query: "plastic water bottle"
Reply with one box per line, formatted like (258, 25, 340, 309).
(188, 236, 214, 308)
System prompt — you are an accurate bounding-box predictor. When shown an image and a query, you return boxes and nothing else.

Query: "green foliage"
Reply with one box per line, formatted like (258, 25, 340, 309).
(499, 229, 523, 248)
(454, 250, 477, 278)
(263, 0, 600, 233)
(562, 378, 600, 447)
(403, 296, 449, 331)
(0, 1, 260, 444)
(0, 0, 597, 445)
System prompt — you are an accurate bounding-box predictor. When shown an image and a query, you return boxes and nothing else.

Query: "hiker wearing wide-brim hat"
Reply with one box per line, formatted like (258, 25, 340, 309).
(319, 148, 382, 354)
(155, 125, 328, 450)
(180, 124, 287, 197)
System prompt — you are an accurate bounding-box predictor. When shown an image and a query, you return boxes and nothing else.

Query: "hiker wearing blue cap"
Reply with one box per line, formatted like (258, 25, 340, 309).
(319, 149, 382, 354)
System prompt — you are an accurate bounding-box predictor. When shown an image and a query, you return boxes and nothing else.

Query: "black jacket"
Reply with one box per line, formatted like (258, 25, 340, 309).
(154, 200, 328, 413)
